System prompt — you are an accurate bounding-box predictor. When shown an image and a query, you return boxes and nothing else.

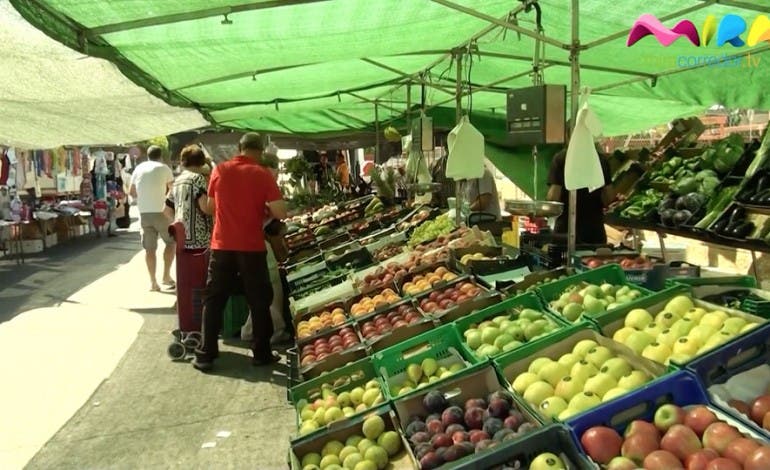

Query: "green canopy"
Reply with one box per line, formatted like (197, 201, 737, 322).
(11, 0, 768, 140)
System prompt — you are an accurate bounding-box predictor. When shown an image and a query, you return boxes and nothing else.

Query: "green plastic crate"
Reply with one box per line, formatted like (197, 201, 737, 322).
(535, 263, 654, 324)
(667, 276, 770, 318)
(372, 324, 477, 401)
(452, 292, 572, 363)
(287, 357, 387, 442)
(223, 295, 249, 338)
(664, 275, 757, 289)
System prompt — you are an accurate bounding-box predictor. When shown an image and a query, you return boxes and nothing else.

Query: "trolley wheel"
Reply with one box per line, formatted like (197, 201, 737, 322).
(187, 331, 202, 344)
(183, 336, 200, 350)
(171, 329, 183, 341)
(167, 341, 187, 360)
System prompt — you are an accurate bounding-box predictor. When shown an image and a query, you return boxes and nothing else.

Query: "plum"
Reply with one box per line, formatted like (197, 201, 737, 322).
(423, 390, 448, 414)
(464, 407, 485, 430)
(465, 398, 487, 410)
(468, 429, 490, 444)
(445, 424, 466, 435)
(443, 444, 472, 462)
(488, 390, 514, 407)
(426, 413, 441, 424)
(419, 451, 443, 470)
(483, 417, 504, 437)
(474, 439, 497, 453)
(431, 433, 453, 449)
(517, 422, 537, 435)
(406, 420, 427, 438)
(413, 442, 433, 460)
(504, 411, 524, 431)
(426, 420, 445, 435)
(410, 431, 431, 445)
(488, 398, 511, 419)
(442, 406, 464, 427)
(494, 428, 515, 442)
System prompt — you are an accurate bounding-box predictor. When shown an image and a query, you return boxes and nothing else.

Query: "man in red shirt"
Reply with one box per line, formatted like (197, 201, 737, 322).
(194, 133, 287, 370)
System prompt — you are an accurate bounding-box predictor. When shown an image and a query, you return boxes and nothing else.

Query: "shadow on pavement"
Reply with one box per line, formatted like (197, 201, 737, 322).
(195, 351, 290, 385)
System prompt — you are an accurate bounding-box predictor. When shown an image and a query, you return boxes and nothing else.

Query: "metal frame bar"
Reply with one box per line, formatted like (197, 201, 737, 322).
(567, 0, 580, 267)
(425, 68, 550, 111)
(329, 110, 370, 128)
(87, 0, 332, 36)
(345, 92, 402, 114)
(474, 50, 655, 78)
(454, 52, 464, 226)
(362, 59, 456, 97)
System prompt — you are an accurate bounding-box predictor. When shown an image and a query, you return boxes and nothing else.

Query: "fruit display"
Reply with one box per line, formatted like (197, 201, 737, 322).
(417, 281, 484, 315)
(510, 338, 654, 421)
(723, 391, 770, 433)
(548, 283, 644, 322)
(579, 403, 770, 470)
(461, 309, 561, 359)
(458, 252, 496, 265)
(408, 215, 456, 248)
(506, 271, 571, 296)
(295, 414, 403, 470)
(357, 304, 426, 341)
(364, 197, 385, 217)
(397, 208, 433, 232)
(297, 306, 349, 340)
(356, 252, 449, 292)
(350, 289, 402, 317)
(296, 379, 386, 436)
(300, 326, 363, 368)
(389, 358, 466, 397)
(350, 219, 378, 236)
(581, 255, 655, 270)
(372, 243, 403, 262)
(411, 226, 476, 253)
(402, 389, 538, 469)
(608, 294, 761, 365)
(401, 267, 459, 296)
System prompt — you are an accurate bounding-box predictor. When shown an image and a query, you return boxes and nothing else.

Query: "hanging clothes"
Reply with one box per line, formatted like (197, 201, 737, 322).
(42, 150, 52, 178)
(0, 148, 9, 186)
(15, 149, 26, 190)
(72, 147, 81, 176)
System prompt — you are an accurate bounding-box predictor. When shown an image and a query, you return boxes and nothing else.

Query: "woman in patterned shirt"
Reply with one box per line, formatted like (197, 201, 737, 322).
(165, 146, 213, 250)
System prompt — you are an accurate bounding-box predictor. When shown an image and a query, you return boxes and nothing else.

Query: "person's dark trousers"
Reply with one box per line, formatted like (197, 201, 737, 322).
(197, 249, 274, 362)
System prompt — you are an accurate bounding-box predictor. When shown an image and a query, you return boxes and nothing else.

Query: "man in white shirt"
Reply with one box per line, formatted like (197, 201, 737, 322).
(130, 146, 175, 291)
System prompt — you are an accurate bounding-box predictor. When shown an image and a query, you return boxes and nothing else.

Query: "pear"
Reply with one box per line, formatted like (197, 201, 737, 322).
(406, 363, 423, 384)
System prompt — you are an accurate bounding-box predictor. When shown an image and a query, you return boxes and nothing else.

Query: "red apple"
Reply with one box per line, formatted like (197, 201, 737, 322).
(625, 419, 661, 442)
(392, 320, 408, 328)
(684, 406, 719, 437)
(331, 344, 344, 353)
(429, 291, 441, 302)
(745, 446, 770, 470)
(301, 344, 315, 355)
(644, 450, 684, 470)
(456, 294, 470, 303)
(723, 437, 760, 465)
(763, 411, 770, 431)
(654, 404, 686, 432)
(328, 336, 342, 346)
(702, 422, 742, 455)
(581, 426, 623, 464)
(661, 424, 702, 461)
(423, 301, 439, 312)
(316, 352, 329, 361)
(315, 344, 330, 354)
(728, 399, 750, 417)
(705, 458, 742, 470)
(622, 432, 660, 465)
(438, 299, 454, 310)
(300, 354, 316, 366)
(314, 338, 328, 347)
(752, 395, 770, 425)
(685, 449, 719, 470)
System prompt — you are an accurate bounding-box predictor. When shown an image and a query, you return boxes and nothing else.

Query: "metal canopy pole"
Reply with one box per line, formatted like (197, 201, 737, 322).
(454, 51, 464, 226)
(406, 82, 412, 131)
(374, 102, 381, 163)
(567, 0, 580, 267)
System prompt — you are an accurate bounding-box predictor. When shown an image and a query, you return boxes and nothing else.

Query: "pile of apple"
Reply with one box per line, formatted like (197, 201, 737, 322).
(579, 403, 770, 470)
(462, 309, 561, 359)
(297, 307, 348, 340)
(300, 326, 362, 367)
(549, 283, 644, 322)
(512, 338, 653, 421)
(390, 358, 465, 397)
(611, 295, 761, 365)
(372, 243, 403, 262)
(404, 389, 538, 469)
(401, 267, 458, 296)
(418, 281, 483, 315)
(357, 254, 447, 292)
(726, 391, 770, 433)
(358, 304, 424, 341)
(298, 415, 402, 470)
(582, 255, 654, 270)
(350, 289, 402, 317)
(296, 379, 385, 436)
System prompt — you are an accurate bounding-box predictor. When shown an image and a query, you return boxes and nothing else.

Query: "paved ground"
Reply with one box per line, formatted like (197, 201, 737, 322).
(1, 214, 294, 469)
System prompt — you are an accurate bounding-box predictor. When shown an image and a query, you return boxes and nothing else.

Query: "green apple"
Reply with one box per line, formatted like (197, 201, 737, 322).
(612, 326, 637, 344)
(512, 372, 542, 394)
(350, 387, 365, 406)
(504, 324, 526, 341)
(721, 317, 747, 334)
(523, 381, 555, 406)
(568, 391, 602, 414)
(600, 357, 633, 380)
(558, 408, 578, 421)
(562, 303, 584, 322)
(616, 286, 630, 297)
(669, 318, 695, 337)
(710, 310, 730, 321)
(572, 339, 599, 357)
(525, 320, 550, 340)
(528, 357, 554, 375)
(628, 290, 642, 300)
(603, 387, 629, 401)
(668, 352, 695, 364)
(584, 372, 618, 399)
(502, 340, 523, 352)
(585, 346, 614, 368)
(699, 313, 725, 330)
(557, 352, 581, 369)
(687, 325, 717, 346)
(618, 370, 649, 390)
(465, 329, 482, 350)
(538, 361, 570, 387)
(683, 307, 707, 322)
(520, 308, 544, 321)
(625, 309, 654, 330)
(570, 360, 599, 383)
(657, 328, 679, 348)
(665, 295, 694, 316)
(300, 405, 315, 421)
(342, 406, 356, 417)
(302, 452, 323, 468)
(642, 342, 672, 364)
(624, 330, 655, 355)
(477, 344, 500, 358)
(583, 294, 604, 315)
(449, 363, 464, 372)
(600, 283, 616, 295)
(655, 311, 681, 328)
(642, 322, 665, 339)
(583, 285, 602, 298)
(700, 334, 730, 352)
(672, 337, 699, 357)
(498, 320, 513, 331)
(539, 396, 569, 419)
(299, 420, 320, 435)
(741, 322, 760, 333)
(554, 375, 585, 401)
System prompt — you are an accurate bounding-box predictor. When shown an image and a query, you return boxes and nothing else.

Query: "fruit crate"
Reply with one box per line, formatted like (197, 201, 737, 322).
(413, 277, 503, 325)
(452, 292, 570, 363)
(396, 262, 463, 298)
(297, 324, 370, 381)
(501, 267, 576, 297)
(535, 263, 655, 324)
(346, 286, 406, 320)
(686, 321, 770, 439)
(373, 324, 478, 401)
(288, 357, 387, 442)
(391, 364, 543, 469)
(293, 299, 349, 332)
(325, 245, 375, 272)
(453, 424, 594, 470)
(356, 300, 438, 354)
(567, 370, 769, 469)
(290, 272, 350, 302)
(670, 276, 770, 318)
(449, 245, 532, 277)
(594, 285, 767, 371)
(288, 405, 417, 469)
(493, 327, 666, 425)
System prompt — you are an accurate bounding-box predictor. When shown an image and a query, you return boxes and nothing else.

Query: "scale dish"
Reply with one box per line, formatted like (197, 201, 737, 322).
(504, 200, 564, 217)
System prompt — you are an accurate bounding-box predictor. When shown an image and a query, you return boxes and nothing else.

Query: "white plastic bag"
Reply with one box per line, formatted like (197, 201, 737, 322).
(446, 116, 484, 180)
(565, 92, 604, 192)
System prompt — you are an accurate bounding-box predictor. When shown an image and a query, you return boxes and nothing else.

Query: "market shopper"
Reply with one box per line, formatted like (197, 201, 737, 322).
(336, 152, 350, 190)
(194, 132, 287, 371)
(546, 148, 614, 245)
(165, 145, 213, 250)
(314, 152, 333, 190)
(466, 160, 501, 219)
(129, 146, 176, 291)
